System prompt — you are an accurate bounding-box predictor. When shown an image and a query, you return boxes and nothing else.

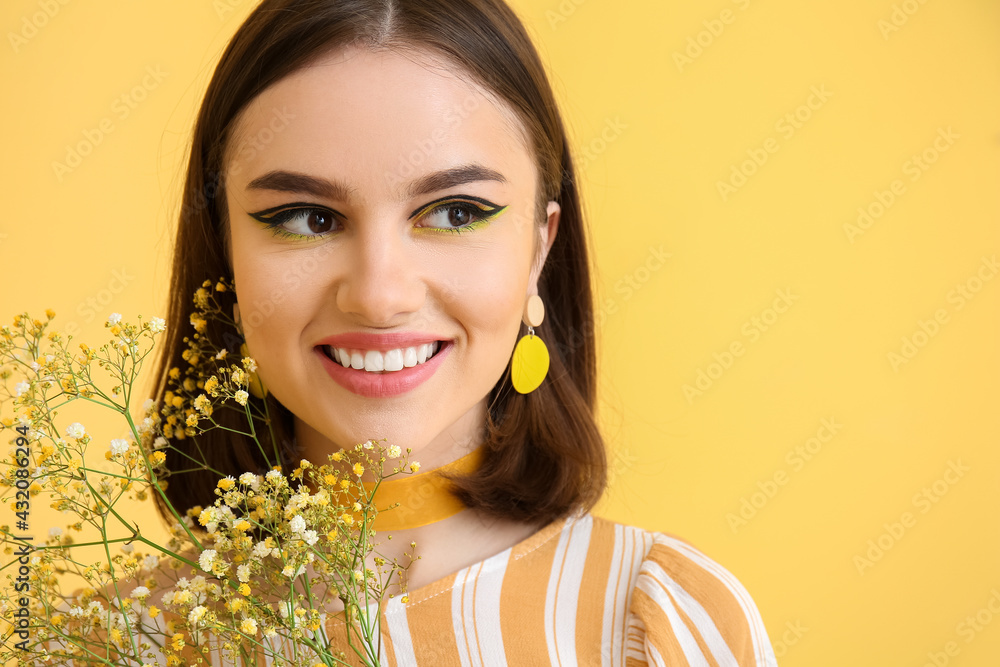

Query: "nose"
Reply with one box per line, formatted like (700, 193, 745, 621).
(335, 221, 425, 326)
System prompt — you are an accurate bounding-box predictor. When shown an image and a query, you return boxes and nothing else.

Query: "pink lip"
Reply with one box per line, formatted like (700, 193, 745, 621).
(314, 338, 452, 398)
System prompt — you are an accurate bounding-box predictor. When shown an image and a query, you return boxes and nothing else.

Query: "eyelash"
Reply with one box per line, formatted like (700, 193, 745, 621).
(249, 197, 507, 241)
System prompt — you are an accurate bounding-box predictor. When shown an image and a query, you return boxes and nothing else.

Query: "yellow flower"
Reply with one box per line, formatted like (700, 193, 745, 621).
(240, 618, 258, 636)
(340, 512, 355, 527)
(352, 463, 364, 476)
(410, 462, 421, 473)
(148, 605, 160, 618)
(45, 309, 56, 319)
(171, 633, 185, 650)
(204, 376, 219, 394)
(330, 451, 343, 462)
(217, 476, 235, 492)
(323, 474, 337, 486)
(238, 583, 251, 596)
(151, 451, 167, 465)
(186, 414, 199, 427)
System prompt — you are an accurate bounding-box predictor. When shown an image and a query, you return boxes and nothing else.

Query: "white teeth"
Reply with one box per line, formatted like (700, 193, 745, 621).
(384, 349, 404, 371)
(328, 342, 443, 373)
(364, 350, 384, 372)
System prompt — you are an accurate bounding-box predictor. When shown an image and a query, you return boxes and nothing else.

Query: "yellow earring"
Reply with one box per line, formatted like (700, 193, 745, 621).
(511, 294, 549, 394)
(234, 303, 268, 399)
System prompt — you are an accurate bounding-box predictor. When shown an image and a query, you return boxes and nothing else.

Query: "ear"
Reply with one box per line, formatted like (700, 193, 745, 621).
(528, 200, 561, 292)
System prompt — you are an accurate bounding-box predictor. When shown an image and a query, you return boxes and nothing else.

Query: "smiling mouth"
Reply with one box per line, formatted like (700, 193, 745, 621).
(320, 342, 444, 373)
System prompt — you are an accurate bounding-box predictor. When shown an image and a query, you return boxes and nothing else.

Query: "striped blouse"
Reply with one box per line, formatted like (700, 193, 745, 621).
(321, 512, 779, 666)
(68, 512, 778, 666)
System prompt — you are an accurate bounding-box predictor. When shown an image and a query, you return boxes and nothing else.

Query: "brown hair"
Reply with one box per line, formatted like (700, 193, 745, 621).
(152, 0, 606, 528)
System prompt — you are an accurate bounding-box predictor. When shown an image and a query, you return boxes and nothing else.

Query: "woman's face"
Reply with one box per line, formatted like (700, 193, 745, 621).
(223, 45, 558, 463)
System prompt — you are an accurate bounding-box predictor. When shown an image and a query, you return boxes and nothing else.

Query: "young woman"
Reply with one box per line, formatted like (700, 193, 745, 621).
(151, 0, 779, 664)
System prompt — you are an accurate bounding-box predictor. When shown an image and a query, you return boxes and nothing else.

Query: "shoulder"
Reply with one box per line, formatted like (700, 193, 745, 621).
(584, 514, 778, 667)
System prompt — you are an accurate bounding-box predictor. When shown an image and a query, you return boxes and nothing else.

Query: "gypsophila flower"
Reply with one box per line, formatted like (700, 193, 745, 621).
(188, 606, 207, 625)
(252, 541, 271, 559)
(237, 564, 251, 583)
(109, 439, 130, 456)
(240, 618, 258, 636)
(48, 527, 63, 539)
(65, 422, 86, 439)
(131, 586, 150, 600)
(289, 515, 306, 534)
(239, 472, 260, 490)
(107, 313, 122, 325)
(153, 436, 168, 449)
(14, 381, 29, 397)
(303, 530, 319, 546)
(199, 550, 217, 573)
(389, 445, 401, 458)
(148, 317, 166, 333)
(234, 389, 249, 405)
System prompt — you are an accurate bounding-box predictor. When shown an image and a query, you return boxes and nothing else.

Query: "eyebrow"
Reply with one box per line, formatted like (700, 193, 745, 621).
(244, 163, 508, 202)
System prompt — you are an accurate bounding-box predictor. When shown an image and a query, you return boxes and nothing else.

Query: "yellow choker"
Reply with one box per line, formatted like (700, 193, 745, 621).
(365, 447, 484, 532)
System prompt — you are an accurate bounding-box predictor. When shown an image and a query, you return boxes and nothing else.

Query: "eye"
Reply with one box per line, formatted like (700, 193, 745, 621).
(249, 204, 340, 239)
(413, 196, 507, 233)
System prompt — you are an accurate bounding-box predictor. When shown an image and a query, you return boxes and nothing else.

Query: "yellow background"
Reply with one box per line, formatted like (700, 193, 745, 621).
(2, 0, 998, 664)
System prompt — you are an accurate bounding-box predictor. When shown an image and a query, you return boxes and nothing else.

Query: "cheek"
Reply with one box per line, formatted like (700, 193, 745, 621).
(229, 232, 316, 363)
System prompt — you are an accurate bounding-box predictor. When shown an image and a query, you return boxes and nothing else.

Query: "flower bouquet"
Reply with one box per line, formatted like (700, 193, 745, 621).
(0, 280, 416, 666)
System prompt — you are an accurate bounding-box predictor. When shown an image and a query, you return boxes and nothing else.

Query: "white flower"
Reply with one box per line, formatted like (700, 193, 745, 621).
(109, 439, 130, 456)
(65, 422, 86, 439)
(241, 356, 257, 373)
(362, 440, 374, 450)
(303, 529, 319, 546)
(131, 586, 150, 600)
(143, 555, 159, 571)
(265, 469, 283, 484)
(148, 317, 165, 333)
(239, 472, 260, 491)
(107, 313, 122, 325)
(48, 527, 63, 539)
(142, 398, 155, 413)
(237, 564, 251, 583)
(234, 390, 249, 406)
(153, 437, 168, 450)
(14, 382, 29, 397)
(198, 549, 217, 572)
(252, 541, 271, 559)
(121, 543, 134, 554)
(289, 515, 306, 534)
(188, 606, 207, 625)
(388, 445, 401, 458)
